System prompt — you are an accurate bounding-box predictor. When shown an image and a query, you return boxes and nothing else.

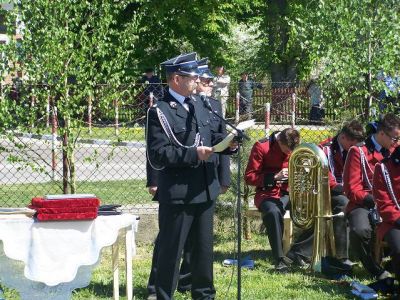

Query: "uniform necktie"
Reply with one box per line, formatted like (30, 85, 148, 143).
(184, 97, 194, 115)
(342, 150, 348, 162)
(380, 148, 390, 158)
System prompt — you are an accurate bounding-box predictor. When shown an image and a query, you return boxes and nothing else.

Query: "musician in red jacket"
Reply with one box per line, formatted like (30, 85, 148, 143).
(245, 128, 300, 272)
(343, 113, 400, 279)
(285, 121, 365, 267)
(373, 146, 400, 290)
(319, 120, 365, 262)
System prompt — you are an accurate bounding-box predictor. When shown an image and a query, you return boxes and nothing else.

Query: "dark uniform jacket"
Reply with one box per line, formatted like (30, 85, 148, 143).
(146, 91, 224, 204)
(373, 148, 400, 240)
(244, 132, 289, 209)
(319, 136, 346, 190)
(146, 95, 231, 189)
(206, 96, 231, 187)
(343, 136, 389, 213)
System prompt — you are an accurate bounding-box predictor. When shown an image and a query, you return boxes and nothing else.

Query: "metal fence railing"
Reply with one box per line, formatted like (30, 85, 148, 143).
(0, 82, 363, 210)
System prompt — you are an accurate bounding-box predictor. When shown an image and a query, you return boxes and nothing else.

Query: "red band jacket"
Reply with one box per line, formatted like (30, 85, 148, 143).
(319, 136, 345, 190)
(343, 137, 389, 213)
(244, 133, 290, 209)
(373, 155, 400, 240)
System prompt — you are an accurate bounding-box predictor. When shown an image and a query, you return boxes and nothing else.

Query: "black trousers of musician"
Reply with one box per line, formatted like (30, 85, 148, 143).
(259, 195, 290, 263)
(286, 194, 350, 261)
(147, 234, 192, 296)
(384, 227, 400, 284)
(348, 207, 385, 277)
(155, 201, 216, 300)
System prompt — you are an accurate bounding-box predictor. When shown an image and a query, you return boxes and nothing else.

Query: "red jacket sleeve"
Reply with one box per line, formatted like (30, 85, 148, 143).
(343, 146, 369, 205)
(245, 142, 268, 187)
(373, 163, 400, 224)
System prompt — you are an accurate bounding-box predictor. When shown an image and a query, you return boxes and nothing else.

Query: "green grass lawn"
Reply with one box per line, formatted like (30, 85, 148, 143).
(1, 228, 369, 300)
(0, 179, 151, 207)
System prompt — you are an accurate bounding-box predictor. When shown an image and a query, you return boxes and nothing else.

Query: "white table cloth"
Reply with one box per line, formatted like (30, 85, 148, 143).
(0, 214, 138, 300)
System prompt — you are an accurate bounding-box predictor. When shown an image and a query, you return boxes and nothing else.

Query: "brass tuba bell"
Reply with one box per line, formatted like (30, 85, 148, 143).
(288, 143, 336, 272)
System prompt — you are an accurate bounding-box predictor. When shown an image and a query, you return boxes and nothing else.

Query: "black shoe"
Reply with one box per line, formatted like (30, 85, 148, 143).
(147, 294, 157, 300)
(340, 258, 356, 268)
(274, 259, 289, 273)
(286, 252, 310, 268)
(377, 270, 391, 281)
(281, 256, 293, 267)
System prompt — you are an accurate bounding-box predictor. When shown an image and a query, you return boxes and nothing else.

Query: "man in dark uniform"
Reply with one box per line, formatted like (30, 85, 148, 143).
(146, 52, 229, 300)
(343, 113, 400, 279)
(244, 128, 300, 272)
(373, 145, 400, 296)
(145, 59, 231, 299)
(238, 72, 262, 120)
(285, 121, 365, 267)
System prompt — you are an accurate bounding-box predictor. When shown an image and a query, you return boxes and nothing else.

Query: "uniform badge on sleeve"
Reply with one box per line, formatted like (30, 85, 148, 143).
(169, 101, 177, 108)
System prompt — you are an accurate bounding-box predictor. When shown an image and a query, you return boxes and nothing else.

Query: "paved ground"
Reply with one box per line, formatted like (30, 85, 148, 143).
(0, 123, 330, 185)
(0, 136, 147, 184)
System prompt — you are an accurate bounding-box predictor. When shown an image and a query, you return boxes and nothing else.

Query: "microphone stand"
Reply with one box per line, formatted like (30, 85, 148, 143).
(202, 98, 249, 300)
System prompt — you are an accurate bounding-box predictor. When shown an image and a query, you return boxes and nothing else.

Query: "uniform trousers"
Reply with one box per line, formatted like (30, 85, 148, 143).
(147, 234, 192, 296)
(384, 227, 400, 282)
(348, 207, 385, 277)
(155, 201, 216, 300)
(259, 195, 290, 262)
(287, 194, 350, 261)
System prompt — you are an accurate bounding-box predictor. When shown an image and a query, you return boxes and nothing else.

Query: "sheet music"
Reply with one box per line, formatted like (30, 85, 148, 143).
(212, 119, 255, 153)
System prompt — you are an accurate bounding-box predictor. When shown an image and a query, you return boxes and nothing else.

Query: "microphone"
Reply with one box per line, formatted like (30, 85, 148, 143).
(199, 92, 212, 110)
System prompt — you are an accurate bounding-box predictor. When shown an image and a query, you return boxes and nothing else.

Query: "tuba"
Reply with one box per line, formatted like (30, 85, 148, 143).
(288, 143, 336, 272)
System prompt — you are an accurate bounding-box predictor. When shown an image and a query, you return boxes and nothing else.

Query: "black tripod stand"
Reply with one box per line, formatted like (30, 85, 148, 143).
(201, 96, 249, 300)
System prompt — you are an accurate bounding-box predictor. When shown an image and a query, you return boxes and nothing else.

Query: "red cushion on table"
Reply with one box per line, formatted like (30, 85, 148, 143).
(31, 197, 100, 208)
(36, 211, 98, 221)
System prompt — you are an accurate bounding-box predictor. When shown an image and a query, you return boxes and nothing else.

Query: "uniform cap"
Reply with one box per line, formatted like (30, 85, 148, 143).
(160, 52, 200, 76)
(197, 58, 214, 79)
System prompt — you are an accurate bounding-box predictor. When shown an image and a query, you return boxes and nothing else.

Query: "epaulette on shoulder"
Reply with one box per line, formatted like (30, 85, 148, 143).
(321, 140, 333, 147)
(258, 137, 269, 143)
(356, 141, 365, 147)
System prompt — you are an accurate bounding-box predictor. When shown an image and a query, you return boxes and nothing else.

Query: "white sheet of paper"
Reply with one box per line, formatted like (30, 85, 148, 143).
(212, 119, 255, 153)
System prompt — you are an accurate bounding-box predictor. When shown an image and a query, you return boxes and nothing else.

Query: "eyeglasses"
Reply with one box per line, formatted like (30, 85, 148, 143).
(384, 131, 400, 142)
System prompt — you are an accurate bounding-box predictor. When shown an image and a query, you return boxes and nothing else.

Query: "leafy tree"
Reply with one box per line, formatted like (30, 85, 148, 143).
(287, 0, 400, 118)
(1, 0, 143, 193)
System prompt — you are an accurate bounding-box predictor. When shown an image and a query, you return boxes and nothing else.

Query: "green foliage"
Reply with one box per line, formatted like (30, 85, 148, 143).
(287, 0, 400, 119)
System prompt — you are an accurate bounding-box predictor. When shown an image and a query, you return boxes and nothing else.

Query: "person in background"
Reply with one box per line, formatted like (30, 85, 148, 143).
(308, 80, 325, 124)
(212, 66, 230, 118)
(238, 72, 262, 120)
(343, 113, 400, 279)
(138, 68, 163, 125)
(244, 128, 300, 273)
